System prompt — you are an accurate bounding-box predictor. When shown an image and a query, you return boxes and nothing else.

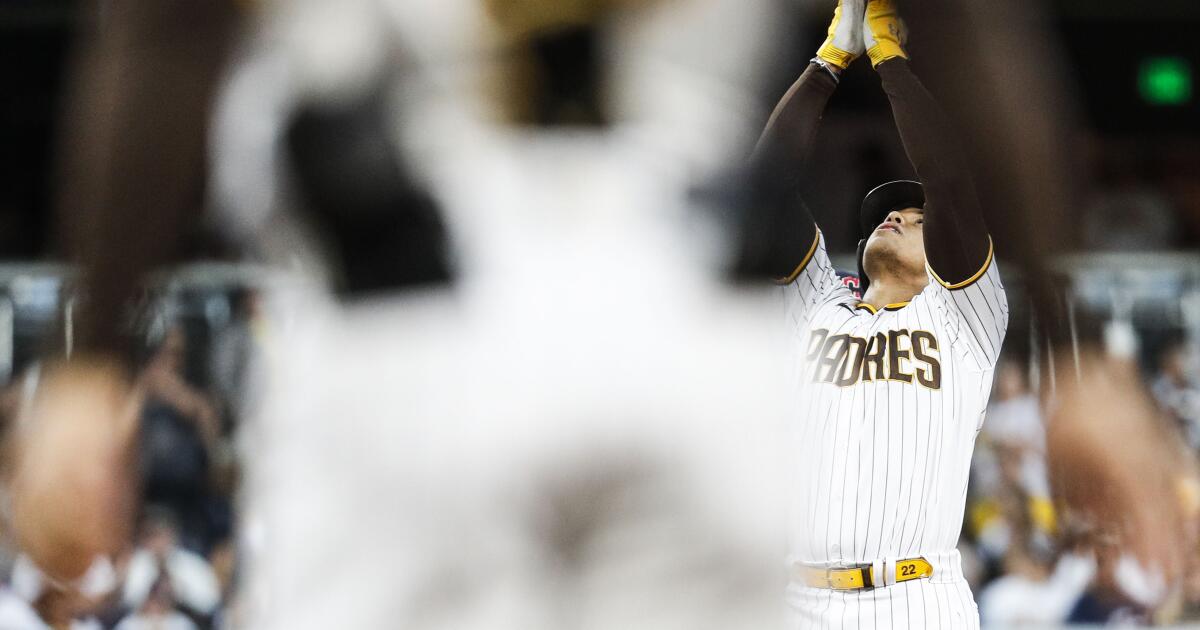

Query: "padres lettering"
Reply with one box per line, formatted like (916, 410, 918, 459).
(805, 328, 941, 389)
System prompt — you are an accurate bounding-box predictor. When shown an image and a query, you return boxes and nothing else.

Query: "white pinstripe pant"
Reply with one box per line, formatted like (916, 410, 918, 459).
(787, 577, 979, 629)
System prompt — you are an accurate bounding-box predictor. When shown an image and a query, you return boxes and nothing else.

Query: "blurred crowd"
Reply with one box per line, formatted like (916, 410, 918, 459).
(0, 270, 1197, 629)
(0, 281, 263, 630)
(964, 332, 1200, 626)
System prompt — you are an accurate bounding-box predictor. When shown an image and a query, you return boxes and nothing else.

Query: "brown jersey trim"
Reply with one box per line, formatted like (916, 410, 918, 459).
(775, 229, 822, 285)
(855, 301, 910, 314)
(927, 236, 994, 290)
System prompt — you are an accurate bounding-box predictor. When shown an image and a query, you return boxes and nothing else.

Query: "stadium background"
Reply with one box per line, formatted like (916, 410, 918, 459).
(1, 0, 1199, 627)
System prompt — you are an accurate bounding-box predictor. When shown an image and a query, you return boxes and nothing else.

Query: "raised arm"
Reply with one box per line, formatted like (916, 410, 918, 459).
(749, 1, 864, 281)
(753, 63, 839, 170)
(754, 0, 866, 168)
(865, 1, 991, 284)
(747, 64, 836, 277)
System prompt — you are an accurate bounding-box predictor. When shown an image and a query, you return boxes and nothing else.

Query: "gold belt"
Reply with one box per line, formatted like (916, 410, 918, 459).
(796, 557, 933, 591)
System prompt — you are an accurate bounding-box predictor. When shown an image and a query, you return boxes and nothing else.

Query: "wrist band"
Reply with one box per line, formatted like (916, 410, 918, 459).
(811, 57, 841, 84)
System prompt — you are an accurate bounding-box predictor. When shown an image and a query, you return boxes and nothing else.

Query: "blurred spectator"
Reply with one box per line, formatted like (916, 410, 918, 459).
(142, 326, 219, 448)
(115, 576, 198, 630)
(1150, 337, 1200, 450)
(207, 539, 239, 630)
(1049, 352, 1190, 624)
(990, 360, 1055, 540)
(970, 360, 1054, 565)
(122, 508, 220, 622)
(986, 361, 1044, 455)
(0, 586, 47, 629)
(978, 520, 1094, 627)
(0, 555, 114, 630)
(139, 326, 222, 551)
(208, 288, 265, 425)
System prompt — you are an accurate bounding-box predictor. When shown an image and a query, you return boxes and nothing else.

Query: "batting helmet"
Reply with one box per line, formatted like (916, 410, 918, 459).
(855, 180, 925, 296)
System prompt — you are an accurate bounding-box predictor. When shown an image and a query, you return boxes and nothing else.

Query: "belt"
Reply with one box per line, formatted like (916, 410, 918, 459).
(795, 557, 933, 591)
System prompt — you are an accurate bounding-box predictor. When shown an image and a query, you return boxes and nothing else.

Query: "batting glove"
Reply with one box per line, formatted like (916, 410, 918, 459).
(816, 0, 866, 71)
(863, 0, 909, 68)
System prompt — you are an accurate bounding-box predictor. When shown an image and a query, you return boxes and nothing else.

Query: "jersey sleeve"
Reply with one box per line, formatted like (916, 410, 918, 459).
(778, 230, 852, 330)
(924, 237, 1009, 371)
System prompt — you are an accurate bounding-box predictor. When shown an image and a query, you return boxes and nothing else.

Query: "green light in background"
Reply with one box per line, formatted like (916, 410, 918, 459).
(1138, 56, 1192, 106)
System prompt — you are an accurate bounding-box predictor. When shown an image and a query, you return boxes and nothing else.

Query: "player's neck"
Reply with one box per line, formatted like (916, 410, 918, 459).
(861, 275, 926, 310)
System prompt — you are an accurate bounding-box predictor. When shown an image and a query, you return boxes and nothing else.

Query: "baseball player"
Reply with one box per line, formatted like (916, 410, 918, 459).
(15, 0, 795, 628)
(754, 1, 1008, 627)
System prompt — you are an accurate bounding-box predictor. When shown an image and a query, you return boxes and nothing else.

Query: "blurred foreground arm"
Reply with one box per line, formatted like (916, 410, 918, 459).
(59, 0, 239, 362)
(9, 0, 240, 581)
(892, 0, 1190, 612)
(1047, 353, 1191, 615)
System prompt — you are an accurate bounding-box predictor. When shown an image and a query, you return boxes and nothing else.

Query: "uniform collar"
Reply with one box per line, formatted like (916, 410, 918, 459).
(854, 301, 910, 314)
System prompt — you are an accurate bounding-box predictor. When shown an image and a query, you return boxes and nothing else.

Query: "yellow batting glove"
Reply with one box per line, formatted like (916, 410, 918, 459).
(816, 0, 865, 71)
(863, 0, 909, 67)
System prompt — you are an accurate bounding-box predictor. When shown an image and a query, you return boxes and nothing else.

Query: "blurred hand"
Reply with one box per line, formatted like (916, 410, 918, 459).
(1047, 351, 1186, 606)
(9, 358, 140, 581)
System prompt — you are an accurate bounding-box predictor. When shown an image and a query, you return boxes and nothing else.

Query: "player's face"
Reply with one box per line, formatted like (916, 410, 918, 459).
(863, 207, 927, 280)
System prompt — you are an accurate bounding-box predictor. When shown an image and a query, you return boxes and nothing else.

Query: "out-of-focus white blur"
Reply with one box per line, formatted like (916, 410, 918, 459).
(213, 0, 795, 628)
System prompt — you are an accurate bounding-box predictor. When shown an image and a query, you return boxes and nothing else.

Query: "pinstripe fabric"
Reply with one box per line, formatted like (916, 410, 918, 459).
(787, 576, 979, 630)
(784, 234, 1006, 627)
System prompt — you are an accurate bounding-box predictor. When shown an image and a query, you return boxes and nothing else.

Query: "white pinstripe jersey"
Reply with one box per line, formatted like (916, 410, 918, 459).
(783, 231, 1008, 570)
